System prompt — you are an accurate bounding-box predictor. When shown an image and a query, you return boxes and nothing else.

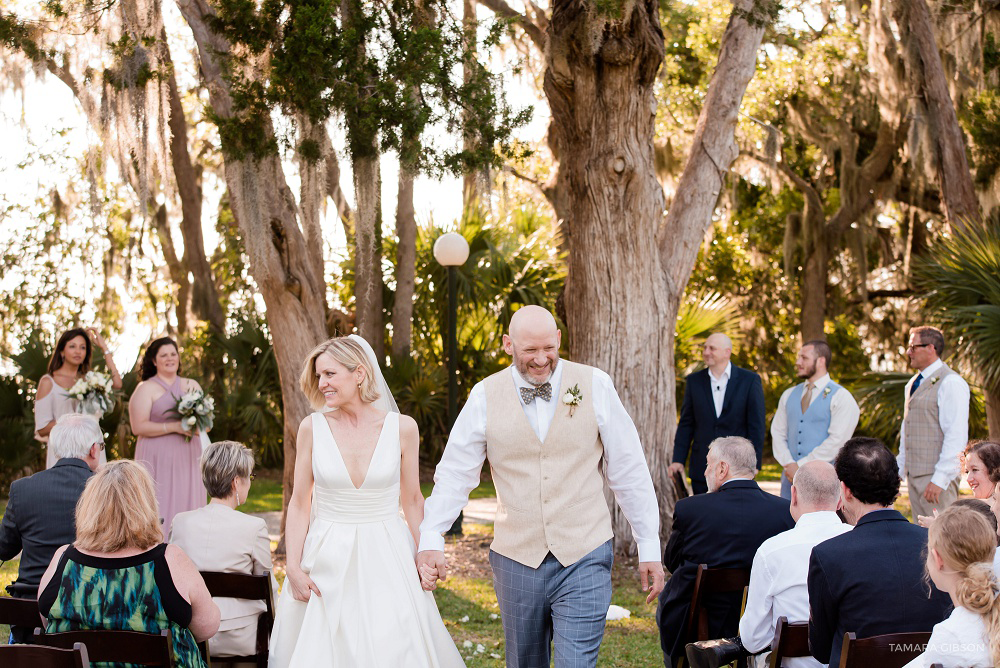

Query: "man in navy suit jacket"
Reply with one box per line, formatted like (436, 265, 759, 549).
(807, 437, 951, 666)
(657, 436, 794, 666)
(0, 414, 101, 642)
(670, 334, 766, 494)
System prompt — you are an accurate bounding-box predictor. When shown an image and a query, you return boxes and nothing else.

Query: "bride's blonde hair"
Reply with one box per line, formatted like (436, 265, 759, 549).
(299, 337, 381, 409)
(928, 505, 1000, 665)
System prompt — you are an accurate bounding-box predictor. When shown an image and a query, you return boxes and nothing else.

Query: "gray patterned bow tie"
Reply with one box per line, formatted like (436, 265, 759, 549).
(519, 382, 553, 404)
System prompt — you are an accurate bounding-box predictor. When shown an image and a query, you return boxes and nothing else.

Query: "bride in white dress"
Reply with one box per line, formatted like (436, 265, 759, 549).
(269, 335, 464, 667)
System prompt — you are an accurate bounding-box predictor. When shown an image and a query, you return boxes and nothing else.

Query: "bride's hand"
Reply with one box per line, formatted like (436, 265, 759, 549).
(286, 567, 322, 602)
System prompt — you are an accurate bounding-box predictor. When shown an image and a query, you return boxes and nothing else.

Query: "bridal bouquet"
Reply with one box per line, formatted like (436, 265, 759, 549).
(172, 389, 215, 439)
(68, 371, 115, 416)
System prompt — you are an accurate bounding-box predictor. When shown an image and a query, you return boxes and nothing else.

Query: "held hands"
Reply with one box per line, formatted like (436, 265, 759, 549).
(416, 550, 449, 591)
(639, 561, 665, 604)
(286, 566, 322, 602)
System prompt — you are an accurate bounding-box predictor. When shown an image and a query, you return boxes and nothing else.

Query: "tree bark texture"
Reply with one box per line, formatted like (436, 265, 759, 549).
(889, 0, 980, 227)
(986, 386, 1000, 442)
(175, 0, 329, 543)
(545, 0, 771, 548)
(392, 167, 417, 358)
(353, 152, 385, 360)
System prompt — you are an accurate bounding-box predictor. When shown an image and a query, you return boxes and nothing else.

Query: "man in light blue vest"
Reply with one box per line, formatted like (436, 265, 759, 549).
(771, 340, 860, 499)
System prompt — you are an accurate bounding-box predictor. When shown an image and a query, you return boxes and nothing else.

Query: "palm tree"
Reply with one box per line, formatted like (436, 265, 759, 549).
(914, 215, 1000, 439)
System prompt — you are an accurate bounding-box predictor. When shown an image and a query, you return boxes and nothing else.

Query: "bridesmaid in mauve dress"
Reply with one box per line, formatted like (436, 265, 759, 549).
(35, 327, 122, 468)
(129, 337, 207, 539)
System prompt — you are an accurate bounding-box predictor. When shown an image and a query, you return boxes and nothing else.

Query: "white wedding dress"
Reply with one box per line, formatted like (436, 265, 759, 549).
(269, 412, 464, 667)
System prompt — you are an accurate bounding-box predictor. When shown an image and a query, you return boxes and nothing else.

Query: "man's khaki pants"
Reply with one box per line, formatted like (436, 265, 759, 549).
(907, 473, 960, 520)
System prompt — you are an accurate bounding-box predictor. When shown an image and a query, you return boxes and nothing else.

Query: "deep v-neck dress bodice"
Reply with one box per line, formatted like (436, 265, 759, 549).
(269, 411, 464, 668)
(312, 412, 401, 524)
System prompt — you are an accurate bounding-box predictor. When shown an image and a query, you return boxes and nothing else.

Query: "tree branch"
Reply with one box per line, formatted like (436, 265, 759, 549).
(477, 0, 546, 51)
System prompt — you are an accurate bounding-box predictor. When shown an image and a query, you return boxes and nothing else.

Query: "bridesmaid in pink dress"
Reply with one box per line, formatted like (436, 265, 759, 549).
(129, 337, 207, 539)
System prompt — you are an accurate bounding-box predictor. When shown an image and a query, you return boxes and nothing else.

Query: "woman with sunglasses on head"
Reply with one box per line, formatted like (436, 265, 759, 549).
(35, 327, 122, 468)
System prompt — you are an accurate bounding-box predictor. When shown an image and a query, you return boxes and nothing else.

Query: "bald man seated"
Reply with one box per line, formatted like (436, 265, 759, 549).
(685, 461, 849, 668)
(417, 305, 664, 668)
(670, 333, 766, 494)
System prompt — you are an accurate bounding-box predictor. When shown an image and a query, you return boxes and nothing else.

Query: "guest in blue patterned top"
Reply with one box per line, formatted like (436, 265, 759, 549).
(37, 460, 219, 666)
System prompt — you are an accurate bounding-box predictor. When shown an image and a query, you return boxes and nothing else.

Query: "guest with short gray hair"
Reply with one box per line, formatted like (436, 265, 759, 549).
(657, 436, 794, 666)
(169, 440, 278, 660)
(0, 413, 103, 642)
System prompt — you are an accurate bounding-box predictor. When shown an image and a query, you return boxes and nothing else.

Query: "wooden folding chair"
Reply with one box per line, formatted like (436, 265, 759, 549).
(33, 628, 174, 667)
(678, 564, 752, 668)
(767, 616, 809, 667)
(837, 630, 931, 668)
(199, 570, 275, 668)
(0, 642, 90, 667)
(0, 596, 42, 629)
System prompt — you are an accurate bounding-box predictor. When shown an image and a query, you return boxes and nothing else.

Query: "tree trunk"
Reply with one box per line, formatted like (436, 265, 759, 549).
(353, 152, 385, 359)
(890, 0, 980, 227)
(462, 0, 489, 209)
(985, 385, 1000, 441)
(174, 0, 329, 546)
(392, 167, 417, 358)
(163, 38, 225, 334)
(152, 203, 191, 334)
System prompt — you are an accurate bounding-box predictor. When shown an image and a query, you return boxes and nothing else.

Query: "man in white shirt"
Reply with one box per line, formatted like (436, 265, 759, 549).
(736, 461, 851, 668)
(771, 340, 860, 499)
(897, 325, 970, 519)
(416, 305, 663, 667)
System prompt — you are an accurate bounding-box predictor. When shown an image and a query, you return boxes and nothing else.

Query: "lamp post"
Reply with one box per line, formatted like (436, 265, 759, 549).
(433, 232, 470, 536)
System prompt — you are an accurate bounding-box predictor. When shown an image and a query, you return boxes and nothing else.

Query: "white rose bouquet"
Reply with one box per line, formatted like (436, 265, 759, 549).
(67, 371, 116, 417)
(170, 389, 215, 441)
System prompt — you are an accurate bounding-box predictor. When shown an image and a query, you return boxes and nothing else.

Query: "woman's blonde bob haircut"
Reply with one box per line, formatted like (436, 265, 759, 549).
(299, 337, 381, 410)
(76, 460, 163, 552)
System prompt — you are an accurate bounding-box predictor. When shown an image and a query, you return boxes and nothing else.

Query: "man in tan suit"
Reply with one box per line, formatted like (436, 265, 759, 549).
(897, 326, 970, 519)
(417, 306, 663, 668)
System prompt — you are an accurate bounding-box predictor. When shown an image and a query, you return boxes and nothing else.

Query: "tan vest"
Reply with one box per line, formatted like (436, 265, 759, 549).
(902, 363, 955, 478)
(484, 361, 613, 568)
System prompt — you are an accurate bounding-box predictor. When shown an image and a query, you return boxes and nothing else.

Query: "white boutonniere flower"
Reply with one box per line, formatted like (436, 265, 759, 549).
(822, 387, 832, 399)
(930, 376, 940, 386)
(563, 384, 583, 417)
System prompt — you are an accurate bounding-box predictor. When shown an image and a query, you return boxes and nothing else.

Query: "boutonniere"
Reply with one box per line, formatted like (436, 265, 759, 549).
(562, 384, 583, 417)
(930, 376, 940, 386)
(822, 387, 832, 399)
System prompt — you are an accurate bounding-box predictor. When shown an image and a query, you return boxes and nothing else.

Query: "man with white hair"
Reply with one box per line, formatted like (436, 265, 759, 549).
(670, 333, 766, 494)
(657, 437, 794, 667)
(686, 461, 850, 668)
(0, 413, 102, 642)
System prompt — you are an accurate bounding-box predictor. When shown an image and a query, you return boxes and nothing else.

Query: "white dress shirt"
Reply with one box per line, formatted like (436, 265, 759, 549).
(896, 359, 971, 489)
(770, 375, 861, 467)
(901, 606, 992, 668)
(739, 511, 852, 668)
(418, 361, 661, 562)
(709, 362, 732, 418)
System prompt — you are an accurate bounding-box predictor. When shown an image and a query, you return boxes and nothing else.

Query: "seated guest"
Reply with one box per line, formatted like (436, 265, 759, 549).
(902, 505, 1000, 668)
(657, 436, 795, 667)
(37, 460, 219, 666)
(170, 440, 278, 659)
(0, 414, 102, 643)
(807, 437, 951, 667)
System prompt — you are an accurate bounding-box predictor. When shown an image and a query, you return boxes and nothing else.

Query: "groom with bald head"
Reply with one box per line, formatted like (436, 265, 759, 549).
(418, 305, 663, 667)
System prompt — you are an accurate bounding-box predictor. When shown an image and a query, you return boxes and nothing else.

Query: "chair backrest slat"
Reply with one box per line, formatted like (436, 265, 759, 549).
(0, 642, 90, 668)
(838, 630, 932, 668)
(33, 628, 174, 667)
(0, 596, 42, 628)
(768, 616, 810, 668)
